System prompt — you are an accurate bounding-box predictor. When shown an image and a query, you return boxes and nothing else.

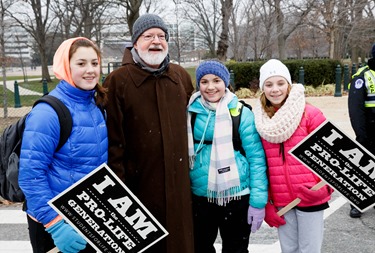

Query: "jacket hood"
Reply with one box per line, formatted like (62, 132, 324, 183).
(53, 37, 98, 86)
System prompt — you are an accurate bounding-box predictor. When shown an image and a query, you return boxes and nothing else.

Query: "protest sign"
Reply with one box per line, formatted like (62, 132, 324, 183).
(289, 120, 375, 212)
(48, 163, 168, 253)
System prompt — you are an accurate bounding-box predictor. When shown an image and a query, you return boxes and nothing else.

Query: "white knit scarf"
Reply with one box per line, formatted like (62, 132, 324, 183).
(187, 89, 241, 205)
(253, 83, 306, 144)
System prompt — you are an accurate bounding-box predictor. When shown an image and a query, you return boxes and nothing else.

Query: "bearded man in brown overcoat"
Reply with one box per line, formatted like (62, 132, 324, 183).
(103, 13, 195, 253)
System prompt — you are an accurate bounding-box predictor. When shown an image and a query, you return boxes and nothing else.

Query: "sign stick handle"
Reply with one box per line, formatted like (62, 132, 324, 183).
(277, 181, 327, 216)
(47, 247, 59, 253)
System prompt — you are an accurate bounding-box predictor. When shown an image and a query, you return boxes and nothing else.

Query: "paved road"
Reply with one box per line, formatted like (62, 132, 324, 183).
(1, 96, 374, 252)
(1, 192, 374, 253)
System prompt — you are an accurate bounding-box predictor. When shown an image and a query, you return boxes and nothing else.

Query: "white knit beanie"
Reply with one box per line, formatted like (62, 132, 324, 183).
(259, 59, 292, 90)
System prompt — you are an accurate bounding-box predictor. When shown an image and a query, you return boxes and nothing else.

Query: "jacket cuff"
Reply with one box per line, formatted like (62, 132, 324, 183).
(44, 215, 62, 228)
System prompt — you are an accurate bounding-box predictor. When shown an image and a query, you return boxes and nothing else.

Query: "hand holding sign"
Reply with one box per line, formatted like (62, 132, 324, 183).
(297, 183, 332, 205)
(277, 181, 326, 216)
(287, 120, 375, 213)
(264, 202, 286, 227)
(46, 220, 86, 253)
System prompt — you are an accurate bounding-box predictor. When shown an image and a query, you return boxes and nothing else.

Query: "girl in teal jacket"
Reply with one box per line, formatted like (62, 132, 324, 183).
(187, 60, 268, 253)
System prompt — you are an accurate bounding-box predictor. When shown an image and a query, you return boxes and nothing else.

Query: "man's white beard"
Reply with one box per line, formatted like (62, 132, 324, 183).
(138, 46, 168, 67)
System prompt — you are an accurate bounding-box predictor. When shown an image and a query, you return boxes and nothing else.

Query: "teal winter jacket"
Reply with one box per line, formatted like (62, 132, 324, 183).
(188, 96, 268, 208)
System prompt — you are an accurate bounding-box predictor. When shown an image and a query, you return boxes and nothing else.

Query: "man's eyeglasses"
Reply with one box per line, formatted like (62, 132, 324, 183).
(141, 34, 166, 41)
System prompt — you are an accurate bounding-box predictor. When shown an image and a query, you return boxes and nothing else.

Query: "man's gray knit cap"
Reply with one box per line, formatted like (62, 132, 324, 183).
(131, 14, 169, 44)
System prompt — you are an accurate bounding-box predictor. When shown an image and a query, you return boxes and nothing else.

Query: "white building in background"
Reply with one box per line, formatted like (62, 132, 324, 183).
(166, 21, 205, 63)
(99, 23, 130, 74)
(3, 25, 32, 67)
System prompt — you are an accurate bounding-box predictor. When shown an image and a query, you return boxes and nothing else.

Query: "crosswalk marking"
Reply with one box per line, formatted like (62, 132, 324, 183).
(215, 242, 281, 252)
(0, 241, 32, 252)
(0, 209, 27, 224)
(0, 196, 346, 253)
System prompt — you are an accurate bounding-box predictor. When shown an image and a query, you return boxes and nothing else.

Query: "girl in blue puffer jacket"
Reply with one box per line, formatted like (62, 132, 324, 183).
(187, 60, 268, 253)
(19, 37, 107, 253)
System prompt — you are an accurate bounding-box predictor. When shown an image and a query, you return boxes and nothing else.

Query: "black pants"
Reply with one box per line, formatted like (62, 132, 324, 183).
(192, 194, 251, 253)
(27, 215, 96, 253)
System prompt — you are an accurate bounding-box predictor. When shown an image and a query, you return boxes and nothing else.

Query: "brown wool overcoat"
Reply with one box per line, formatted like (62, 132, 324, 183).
(103, 48, 195, 253)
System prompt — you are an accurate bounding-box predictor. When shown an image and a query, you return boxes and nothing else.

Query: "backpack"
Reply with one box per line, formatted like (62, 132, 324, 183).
(191, 100, 252, 157)
(0, 95, 72, 202)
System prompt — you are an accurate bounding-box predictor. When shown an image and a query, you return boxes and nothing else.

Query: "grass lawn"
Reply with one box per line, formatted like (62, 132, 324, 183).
(0, 78, 59, 107)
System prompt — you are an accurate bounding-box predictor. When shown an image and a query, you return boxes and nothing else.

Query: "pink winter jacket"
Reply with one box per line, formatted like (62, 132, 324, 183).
(262, 104, 332, 207)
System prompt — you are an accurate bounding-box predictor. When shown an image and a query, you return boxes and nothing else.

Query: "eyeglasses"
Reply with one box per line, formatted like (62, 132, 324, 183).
(141, 34, 166, 41)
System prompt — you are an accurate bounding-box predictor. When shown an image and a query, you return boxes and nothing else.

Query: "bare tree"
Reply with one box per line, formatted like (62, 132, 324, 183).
(182, 0, 221, 58)
(288, 26, 310, 59)
(115, 0, 143, 36)
(51, 0, 113, 39)
(7, 0, 57, 82)
(273, 0, 313, 59)
(14, 34, 28, 81)
(108, 0, 168, 40)
(346, 0, 375, 63)
(0, 0, 15, 118)
(50, 0, 75, 40)
(229, 0, 276, 61)
(72, 1, 110, 39)
(168, 0, 195, 64)
(216, 0, 233, 61)
(229, 0, 250, 61)
(307, 0, 348, 59)
(143, 0, 167, 14)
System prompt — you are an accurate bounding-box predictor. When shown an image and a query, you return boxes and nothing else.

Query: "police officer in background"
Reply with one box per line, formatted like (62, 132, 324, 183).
(348, 43, 375, 218)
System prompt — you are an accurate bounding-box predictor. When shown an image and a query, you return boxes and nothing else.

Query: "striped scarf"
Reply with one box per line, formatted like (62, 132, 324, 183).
(187, 90, 241, 206)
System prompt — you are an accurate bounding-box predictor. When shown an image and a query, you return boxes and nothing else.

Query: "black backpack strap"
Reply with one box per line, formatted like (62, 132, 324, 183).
(191, 112, 198, 142)
(191, 112, 213, 145)
(33, 95, 72, 151)
(191, 112, 197, 132)
(231, 102, 243, 156)
(231, 100, 252, 157)
(239, 100, 252, 111)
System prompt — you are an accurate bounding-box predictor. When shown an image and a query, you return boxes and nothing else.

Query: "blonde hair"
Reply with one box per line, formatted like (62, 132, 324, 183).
(260, 85, 292, 118)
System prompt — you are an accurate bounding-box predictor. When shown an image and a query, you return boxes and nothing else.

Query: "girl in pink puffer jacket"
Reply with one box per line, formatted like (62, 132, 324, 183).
(253, 59, 333, 253)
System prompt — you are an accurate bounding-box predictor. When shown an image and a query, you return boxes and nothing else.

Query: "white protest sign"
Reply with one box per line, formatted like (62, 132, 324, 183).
(288, 120, 375, 212)
(48, 163, 168, 253)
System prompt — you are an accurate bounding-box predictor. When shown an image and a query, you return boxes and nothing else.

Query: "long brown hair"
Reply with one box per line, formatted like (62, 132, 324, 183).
(260, 85, 292, 118)
(69, 39, 108, 105)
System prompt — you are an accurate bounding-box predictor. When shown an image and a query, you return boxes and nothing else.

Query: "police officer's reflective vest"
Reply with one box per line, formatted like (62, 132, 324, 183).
(351, 66, 375, 107)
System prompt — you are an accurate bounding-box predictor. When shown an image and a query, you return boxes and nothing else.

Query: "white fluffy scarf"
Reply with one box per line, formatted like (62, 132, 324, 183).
(253, 83, 305, 144)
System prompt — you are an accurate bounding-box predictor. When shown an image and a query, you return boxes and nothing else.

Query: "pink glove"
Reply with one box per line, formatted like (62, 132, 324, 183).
(297, 184, 332, 204)
(247, 206, 265, 233)
(264, 202, 286, 228)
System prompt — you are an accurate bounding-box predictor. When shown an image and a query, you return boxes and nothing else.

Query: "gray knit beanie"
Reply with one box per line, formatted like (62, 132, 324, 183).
(132, 14, 169, 44)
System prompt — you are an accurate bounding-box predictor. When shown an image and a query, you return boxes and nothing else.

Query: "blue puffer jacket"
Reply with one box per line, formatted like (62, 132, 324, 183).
(19, 80, 108, 225)
(188, 96, 268, 208)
